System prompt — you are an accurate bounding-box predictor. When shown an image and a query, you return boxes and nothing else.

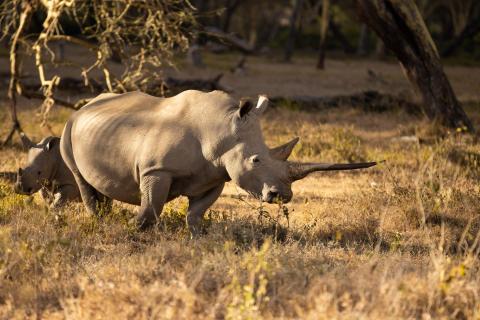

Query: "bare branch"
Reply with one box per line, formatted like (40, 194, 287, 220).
(3, 1, 32, 146)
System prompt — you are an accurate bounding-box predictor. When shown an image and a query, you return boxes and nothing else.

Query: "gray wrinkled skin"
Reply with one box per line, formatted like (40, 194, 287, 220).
(15, 134, 81, 209)
(60, 90, 377, 235)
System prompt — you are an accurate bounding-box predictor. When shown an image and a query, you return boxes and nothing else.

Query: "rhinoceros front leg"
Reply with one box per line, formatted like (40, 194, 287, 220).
(187, 183, 224, 237)
(75, 174, 102, 215)
(137, 171, 172, 230)
(39, 187, 54, 206)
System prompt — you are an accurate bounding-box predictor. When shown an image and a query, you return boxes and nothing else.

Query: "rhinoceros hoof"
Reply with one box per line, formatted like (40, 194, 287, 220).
(133, 216, 156, 231)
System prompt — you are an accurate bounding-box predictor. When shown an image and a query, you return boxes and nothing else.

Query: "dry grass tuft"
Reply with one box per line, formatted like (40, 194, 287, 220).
(1, 103, 480, 319)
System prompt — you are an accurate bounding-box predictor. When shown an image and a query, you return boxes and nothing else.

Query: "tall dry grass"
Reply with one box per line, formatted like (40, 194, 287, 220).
(0, 105, 480, 319)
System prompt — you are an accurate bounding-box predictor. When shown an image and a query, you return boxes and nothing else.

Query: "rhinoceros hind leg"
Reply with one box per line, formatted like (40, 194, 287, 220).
(137, 171, 172, 230)
(187, 183, 225, 237)
(74, 174, 102, 215)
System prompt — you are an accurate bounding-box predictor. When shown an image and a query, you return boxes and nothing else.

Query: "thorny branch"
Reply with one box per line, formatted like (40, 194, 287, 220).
(3, 2, 32, 145)
(0, 0, 195, 143)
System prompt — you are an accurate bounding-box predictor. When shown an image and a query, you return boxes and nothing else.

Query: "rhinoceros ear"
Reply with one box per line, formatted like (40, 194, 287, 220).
(270, 137, 299, 161)
(20, 132, 35, 149)
(237, 95, 268, 119)
(255, 95, 268, 115)
(43, 137, 59, 152)
(238, 98, 254, 118)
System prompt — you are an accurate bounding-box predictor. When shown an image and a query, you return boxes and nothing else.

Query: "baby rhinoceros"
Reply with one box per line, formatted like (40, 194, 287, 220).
(60, 90, 377, 236)
(15, 133, 80, 208)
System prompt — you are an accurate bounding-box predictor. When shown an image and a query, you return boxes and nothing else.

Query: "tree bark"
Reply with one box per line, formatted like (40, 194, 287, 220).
(317, 0, 330, 69)
(284, 0, 304, 62)
(356, 0, 474, 132)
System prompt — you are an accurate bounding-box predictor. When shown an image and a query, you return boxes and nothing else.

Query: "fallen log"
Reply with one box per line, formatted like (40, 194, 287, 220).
(230, 56, 247, 75)
(161, 74, 228, 96)
(17, 73, 228, 109)
(21, 77, 103, 93)
(203, 26, 255, 54)
(269, 90, 421, 114)
(21, 90, 79, 110)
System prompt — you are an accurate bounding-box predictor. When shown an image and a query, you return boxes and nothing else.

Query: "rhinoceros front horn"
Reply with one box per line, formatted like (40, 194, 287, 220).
(288, 161, 378, 181)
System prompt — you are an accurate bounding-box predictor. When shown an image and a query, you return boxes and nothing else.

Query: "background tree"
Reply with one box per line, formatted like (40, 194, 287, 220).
(356, 0, 474, 131)
(0, 0, 195, 144)
(1, 0, 478, 141)
(317, 0, 330, 69)
(284, 0, 304, 62)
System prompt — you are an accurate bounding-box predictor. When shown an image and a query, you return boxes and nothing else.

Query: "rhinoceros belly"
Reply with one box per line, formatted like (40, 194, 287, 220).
(75, 151, 141, 205)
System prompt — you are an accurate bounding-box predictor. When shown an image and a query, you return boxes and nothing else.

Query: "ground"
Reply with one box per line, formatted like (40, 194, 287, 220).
(0, 53, 480, 319)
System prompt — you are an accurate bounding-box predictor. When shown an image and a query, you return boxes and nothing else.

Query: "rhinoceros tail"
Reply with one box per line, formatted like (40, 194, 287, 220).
(60, 119, 81, 177)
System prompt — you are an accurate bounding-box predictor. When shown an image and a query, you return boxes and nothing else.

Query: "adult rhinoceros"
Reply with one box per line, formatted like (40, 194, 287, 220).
(60, 90, 376, 235)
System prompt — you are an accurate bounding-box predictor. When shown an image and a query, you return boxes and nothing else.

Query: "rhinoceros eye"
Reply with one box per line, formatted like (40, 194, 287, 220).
(251, 155, 260, 164)
(37, 171, 41, 176)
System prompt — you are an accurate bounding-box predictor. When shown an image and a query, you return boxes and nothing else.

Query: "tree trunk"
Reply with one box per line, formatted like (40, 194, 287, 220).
(356, 0, 474, 132)
(442, 14, 480, 57)
(284, 0, 304, 62)
(222, 0, 240, 32)
(357, 24, 369, 55)
(317, 0, 330, 69)
(329, 20, 355, 54)
(187, 43, 204, 68)
(375, 36, 387, 59)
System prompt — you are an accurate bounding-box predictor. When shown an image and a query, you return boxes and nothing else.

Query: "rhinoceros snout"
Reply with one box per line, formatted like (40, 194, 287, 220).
(262, 190, 292, 204)
(14, 182, 33, 195)
(263, 190, 278, 203)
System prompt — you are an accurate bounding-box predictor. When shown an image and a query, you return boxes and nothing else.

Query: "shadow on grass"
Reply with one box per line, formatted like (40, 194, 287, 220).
(204, 217, 433, 254)
(426, 213, 468, 229)
(146, 212, 427, 254)
(447, 148, 480, 176)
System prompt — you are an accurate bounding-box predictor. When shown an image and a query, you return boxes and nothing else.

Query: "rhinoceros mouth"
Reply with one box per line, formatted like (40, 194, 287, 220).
(14, 185, 34, 195)
(263, 195, 292, 204)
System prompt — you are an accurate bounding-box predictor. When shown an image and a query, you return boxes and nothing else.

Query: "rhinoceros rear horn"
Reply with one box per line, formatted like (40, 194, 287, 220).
(270, 137, 299, 161)
(20, 132, 34, 149)
(288, 161, 379, 181)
